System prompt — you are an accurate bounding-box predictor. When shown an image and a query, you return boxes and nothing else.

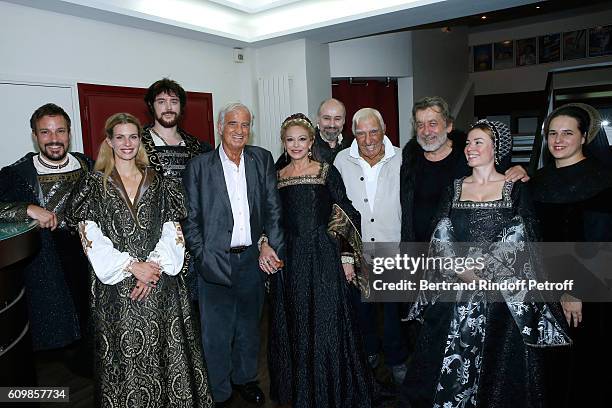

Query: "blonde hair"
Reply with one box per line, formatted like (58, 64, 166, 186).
(280, 113, 315, 142)
(95, 112, 149, 191)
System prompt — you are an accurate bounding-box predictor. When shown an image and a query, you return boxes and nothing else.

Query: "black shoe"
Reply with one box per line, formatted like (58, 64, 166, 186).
(215, 396, 232, 408)
(373, 379, 397, 407)
(232, 381, 265, 405)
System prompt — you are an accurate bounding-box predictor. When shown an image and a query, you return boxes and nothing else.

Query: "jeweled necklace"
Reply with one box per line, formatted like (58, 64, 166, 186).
(37, 154, 69, 170)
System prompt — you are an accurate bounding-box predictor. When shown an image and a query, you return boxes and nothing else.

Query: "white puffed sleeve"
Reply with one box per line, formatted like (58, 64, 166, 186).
(146, 221, 185, 276)
(78, 220, 133, 285)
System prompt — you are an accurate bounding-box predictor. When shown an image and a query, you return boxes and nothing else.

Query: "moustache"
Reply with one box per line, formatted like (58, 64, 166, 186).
(45, 142, 65, 148)
(162, 112, 177, 116)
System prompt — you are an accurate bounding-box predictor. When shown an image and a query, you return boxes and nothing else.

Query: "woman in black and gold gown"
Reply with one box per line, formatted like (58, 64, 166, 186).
(400, 120, 570, 408)
(67, 113, 212, 408)
(265, 113, 374, 408)
(531, 103, 612, 408)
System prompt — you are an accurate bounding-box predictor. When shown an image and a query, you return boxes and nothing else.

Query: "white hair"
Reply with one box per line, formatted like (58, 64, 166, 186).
(352, 108, 386, 135)
(217, 102, 253, 133)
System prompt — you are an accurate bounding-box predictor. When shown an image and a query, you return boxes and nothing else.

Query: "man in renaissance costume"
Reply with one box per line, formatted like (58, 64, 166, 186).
(0, 103, 92, 352)
(142, 77, 212, 178)
(141, 78, 213, 298)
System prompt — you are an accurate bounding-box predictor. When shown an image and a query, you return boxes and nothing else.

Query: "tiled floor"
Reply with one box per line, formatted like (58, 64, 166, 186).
(35, 302, 402, 408)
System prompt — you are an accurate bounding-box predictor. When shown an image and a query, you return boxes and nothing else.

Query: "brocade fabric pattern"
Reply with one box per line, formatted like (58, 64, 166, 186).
(141, 127, 211, 179)
(401, 180, 569, 408)
(38, 169, 85, 229)
(268, 162, 374, 408)
(0, 152, 92, 350)
(141, 127, 212, 299)
(66, 168, 213, 408)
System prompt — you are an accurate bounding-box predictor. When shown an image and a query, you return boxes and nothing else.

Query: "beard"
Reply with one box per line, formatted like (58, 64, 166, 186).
(319, 126, 341, 142)
(417, 132, 448, 152)
(41, 142, 68, 162)
(156, 111, 180, 128)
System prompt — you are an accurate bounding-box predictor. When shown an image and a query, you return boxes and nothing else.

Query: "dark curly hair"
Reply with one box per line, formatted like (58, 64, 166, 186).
(144, 78, 187, 116)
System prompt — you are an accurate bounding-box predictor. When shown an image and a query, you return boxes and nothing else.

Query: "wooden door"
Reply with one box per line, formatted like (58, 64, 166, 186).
(331, 79, 399, 147)
(1, 81, 77, 167)
(78, 83, 214, 159)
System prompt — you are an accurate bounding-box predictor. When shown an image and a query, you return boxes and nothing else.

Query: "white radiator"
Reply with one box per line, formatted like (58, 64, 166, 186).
(257, 75, 292, 159)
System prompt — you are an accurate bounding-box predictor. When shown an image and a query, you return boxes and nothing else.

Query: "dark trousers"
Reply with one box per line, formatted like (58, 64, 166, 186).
(352, 289, 407, 366)
(198, 246, 264, 402)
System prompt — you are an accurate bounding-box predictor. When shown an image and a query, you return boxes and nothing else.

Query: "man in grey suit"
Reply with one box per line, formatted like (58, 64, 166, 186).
(182, 103, 284, 406)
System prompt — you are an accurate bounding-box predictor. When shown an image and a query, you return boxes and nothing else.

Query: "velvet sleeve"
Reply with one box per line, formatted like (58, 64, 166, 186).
(65, 172, 98, 228)
(0, 166, 30, 222)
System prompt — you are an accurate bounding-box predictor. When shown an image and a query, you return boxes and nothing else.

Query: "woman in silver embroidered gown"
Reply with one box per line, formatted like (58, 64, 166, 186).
(67, 113, 212, 408)
(264, 113, 374, 408)
(400, 120, 570, 408)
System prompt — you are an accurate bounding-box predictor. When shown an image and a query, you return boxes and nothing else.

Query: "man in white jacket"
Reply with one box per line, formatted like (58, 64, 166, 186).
(334, 107, 407, 384)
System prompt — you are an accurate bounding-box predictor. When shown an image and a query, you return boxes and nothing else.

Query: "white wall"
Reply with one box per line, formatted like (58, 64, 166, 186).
(412, 26, 470, 107)
(0, 0, 252, 165)
(254, 39, 309, 115)
(469, 7, 612, 95)
(411, 26, 471, 130)
(329, 31, 413, 78)
(252, 39, 307, 157)
(1, 82, 78, 167)
(252, 39, 332, 158)
(305, 39, 332, 121)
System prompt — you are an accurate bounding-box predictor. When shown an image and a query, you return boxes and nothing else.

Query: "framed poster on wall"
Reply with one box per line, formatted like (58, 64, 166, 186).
(563, 29, 587, 60)
(539, 33, 561, 64)
(589, 25, 612, 57)
(473, 44, 492, 72)
(516, 38, 537, 66)
(494, 40, 514, 69)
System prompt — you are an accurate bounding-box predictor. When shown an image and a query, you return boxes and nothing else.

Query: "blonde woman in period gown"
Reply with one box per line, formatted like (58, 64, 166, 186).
(67, 113, 212, 408)
(265, 113, 374, 408)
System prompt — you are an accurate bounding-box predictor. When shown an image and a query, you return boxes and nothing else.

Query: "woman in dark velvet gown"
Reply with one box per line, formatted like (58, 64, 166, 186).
(400, 120, 570, 408)
(530, 103, 612, 408)
(265, 113, 373, 408)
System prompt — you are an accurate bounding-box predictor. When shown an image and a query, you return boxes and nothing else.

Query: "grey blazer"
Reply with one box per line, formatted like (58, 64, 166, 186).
(182, 145, 285, 286)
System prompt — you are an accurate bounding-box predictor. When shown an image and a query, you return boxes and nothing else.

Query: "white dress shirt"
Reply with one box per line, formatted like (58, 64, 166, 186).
(220, 145, 252, 246)
(348, 136, 396, 212)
